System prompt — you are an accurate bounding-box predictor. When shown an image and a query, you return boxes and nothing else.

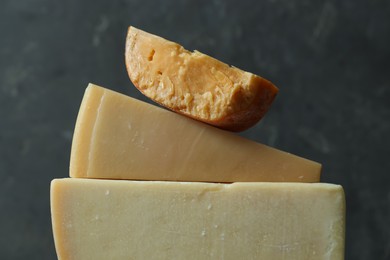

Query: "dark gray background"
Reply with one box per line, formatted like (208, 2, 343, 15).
(1, 0, 389, 259)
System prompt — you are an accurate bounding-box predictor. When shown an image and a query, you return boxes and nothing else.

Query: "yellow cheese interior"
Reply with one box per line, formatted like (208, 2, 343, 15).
(70, 84, 321, 182)
(126, 26, 279, 131)
(51, 178, 345, 260)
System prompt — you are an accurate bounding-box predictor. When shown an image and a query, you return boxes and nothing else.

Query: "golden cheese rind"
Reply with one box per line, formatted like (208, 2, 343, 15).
(70, 84, 321, 182)
(51, 178, 345, 259)
(125, 26, 279, 132)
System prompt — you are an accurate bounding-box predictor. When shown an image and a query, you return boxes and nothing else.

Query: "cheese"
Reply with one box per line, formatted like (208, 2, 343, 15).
(125, 26, 279, 131)
(70, 84, 321, 182)
(51, 178, 345, 260)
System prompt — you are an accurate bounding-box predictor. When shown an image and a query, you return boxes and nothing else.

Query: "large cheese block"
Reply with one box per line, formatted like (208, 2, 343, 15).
(51, 178, 345, 259)
(70, 84, 321, 182)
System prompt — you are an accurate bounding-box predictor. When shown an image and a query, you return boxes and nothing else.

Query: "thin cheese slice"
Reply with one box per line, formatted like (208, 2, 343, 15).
(70, 84, 321, 182)
(51, 178, 345, 259)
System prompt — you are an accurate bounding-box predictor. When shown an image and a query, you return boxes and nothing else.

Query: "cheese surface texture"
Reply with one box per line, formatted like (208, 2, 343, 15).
(125, 26, 279, 131)
(51, 178, 345, 260)
(70, 84, 321, 182)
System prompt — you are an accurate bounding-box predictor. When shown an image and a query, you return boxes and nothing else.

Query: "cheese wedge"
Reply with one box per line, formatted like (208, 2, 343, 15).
(125, 26, 279, 131)
(70, 84, 321, 182)
(51, 178, 345, 259)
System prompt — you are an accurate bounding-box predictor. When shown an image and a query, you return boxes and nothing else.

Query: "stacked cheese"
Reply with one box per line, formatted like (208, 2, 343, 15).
(51, 27, 345, 260)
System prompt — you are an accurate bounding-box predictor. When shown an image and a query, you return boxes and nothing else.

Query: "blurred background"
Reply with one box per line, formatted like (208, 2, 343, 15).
(1, 0, 389, 259)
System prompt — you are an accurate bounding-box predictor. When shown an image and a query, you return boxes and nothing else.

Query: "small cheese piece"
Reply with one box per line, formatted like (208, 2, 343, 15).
(70, 84, 321, 182)
(51, 178, 345, 260)
(125, 26, 279, 132)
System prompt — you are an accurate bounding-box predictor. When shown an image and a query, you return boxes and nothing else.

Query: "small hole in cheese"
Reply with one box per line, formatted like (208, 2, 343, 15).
(148, 49, 155, 61)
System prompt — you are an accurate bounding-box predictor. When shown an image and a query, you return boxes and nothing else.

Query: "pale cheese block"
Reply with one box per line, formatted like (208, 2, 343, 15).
(70, 84, 321, 182)
(51, 178, 345, 260)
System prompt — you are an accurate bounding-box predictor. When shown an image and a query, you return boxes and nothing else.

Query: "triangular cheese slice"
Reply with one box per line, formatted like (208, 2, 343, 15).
(70, 84, 321, 182)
